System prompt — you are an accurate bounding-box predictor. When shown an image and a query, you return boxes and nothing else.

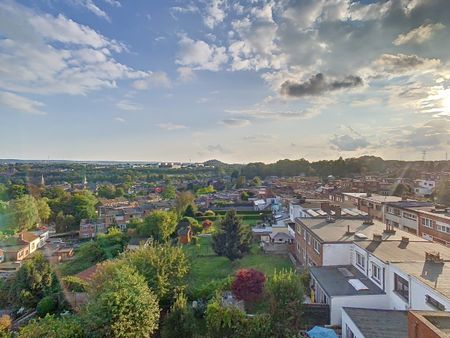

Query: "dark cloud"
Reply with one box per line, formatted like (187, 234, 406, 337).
(280, 73, 363, 98)
(330, 134, 369, 151)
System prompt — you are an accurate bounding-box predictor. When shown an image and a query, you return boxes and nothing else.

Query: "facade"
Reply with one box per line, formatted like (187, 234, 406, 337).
(384, 201, 433, 235)
(342, 193, 404, 221)
(408, 311, 450, 338)
(79, 219, 107, 238)
(414, 179, 436, 197)
(417, 209, 450, 246)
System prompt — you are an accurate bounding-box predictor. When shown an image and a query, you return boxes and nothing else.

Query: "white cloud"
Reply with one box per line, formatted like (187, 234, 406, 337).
(72, 0, 110, 21)
(115, 100, 142, 111)
(0, 2, 157, 96)
(221, 118, 251, 127)
(114, 117, 125, 122)
(394, 22, 445, 45)
(131, 72, 171, 90)
(226, 108, 320, 121)
(176, 35, 228, 71)
(156, 123, 187, 131)
(177, 67, 196, 82)
(330, 134, 370, 151)
(0, 91, 46, 115)
(204, 0, 226, 29)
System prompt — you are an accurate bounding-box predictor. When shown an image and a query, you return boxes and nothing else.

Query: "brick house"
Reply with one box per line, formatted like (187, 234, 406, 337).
(417, 210, 450, 246)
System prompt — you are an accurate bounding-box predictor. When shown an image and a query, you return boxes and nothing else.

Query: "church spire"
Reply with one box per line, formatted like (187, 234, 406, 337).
(40, 174, 45, 187)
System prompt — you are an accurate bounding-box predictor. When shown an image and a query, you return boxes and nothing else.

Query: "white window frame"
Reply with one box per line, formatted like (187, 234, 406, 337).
(356, 252, 365, 270)
(422, 218, 433, 229)
(371, 262, 381, 283)
(313, 239, 321, 254)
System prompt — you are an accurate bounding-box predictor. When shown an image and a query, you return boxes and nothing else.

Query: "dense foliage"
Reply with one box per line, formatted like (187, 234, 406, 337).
(17, 315, 84, 338)
(231, 268, 266, 302)
(83, 264, 160, 338)
(137, 210, 178, 242)
(161, 293, 196, 338)
(212, 209, 251, 261)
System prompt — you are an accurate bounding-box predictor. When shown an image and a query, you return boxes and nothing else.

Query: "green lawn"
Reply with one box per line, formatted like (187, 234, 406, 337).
(184, 236, 292, 293)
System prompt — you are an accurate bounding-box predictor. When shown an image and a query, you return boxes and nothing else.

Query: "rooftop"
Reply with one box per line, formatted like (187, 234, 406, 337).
(393, 261, 450, 300)
(310, 265, 385, 297)
(343, 192, 404, 203)
(356, 240, 450, 263)
(297, 218, 426, 243)
(343, 308, 408, 338)
(411, 311, 450, 336)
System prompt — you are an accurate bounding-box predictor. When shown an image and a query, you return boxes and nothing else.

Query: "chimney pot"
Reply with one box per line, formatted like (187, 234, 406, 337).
(373, 233, 383, 242)
(401, 236, 409, 244)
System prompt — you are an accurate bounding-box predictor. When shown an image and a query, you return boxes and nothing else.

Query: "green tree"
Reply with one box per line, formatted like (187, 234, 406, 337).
(138, 210, 178, 242)
(393, 183, 410, 197)
(84, 263, 160, 338)
(97, 184, 116, 199)
(235, 176, 246, 188)
(240, 191, 249, 201)
(122, 243, 189, 307)
(70, 191, 97, 222)
(205, 294, 246, 337)
(8, 184, 27, 199)
(0, 184, 8, 201)
(162, 183, 176, 200)
(17, 315, 84, 338)
(250, 176, 262, 187)
(183, 204, 196, 218)
(212, 209, 251, 261)
(13, 252, 54, 308)
(36, 198, 51, 223)
(175, 191, 195, 214)
(266, 269, 303, 337)
(196, 185, 215, 195)
(8, 195, 40, 232)
(161, 293, 195, 338)
(36, 296, 57, 317)
(435, 180, 450, 205)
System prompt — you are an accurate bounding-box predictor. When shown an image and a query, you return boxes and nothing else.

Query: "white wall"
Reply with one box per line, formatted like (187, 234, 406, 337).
(322, 243, 353, 266)
(330, 294, 390, 325)
(342, 309, 365, 338)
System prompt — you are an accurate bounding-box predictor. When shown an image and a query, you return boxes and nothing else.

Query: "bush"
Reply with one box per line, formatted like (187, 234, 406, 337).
(205, 295, 245, 338)
(161, 293, 196, 338)
(62, 276, 88, 293)
(36, 296, 57, 317)
(0, 315, 12, 334)
(204, 210, 215, 217)
(17, 314, 84, 338)
(232, 269, 266, 302)
(187, 277, 231, 301)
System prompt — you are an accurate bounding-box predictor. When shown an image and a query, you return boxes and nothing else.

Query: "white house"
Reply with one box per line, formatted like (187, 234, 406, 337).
(414, 179, 436, 197)
(384, 201, 433, 235)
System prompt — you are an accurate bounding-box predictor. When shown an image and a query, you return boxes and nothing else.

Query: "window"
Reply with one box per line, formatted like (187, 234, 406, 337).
(313, 239, 321, 254)
(422, 218, 434, 229)
(346, 325, 356, 338)
(303, 228, 307, 240)
(356, 252, 365, 269)
(426, 295, 445, 311)
(403, 212, 416, 220)
(371, 263, 381, 283)
(394, 274, 409, 302)
(436, 224, 450, 234)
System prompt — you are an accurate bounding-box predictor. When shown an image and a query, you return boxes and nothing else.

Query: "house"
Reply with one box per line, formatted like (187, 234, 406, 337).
(342, 193, 405, 221)
(384, 201, 434, 235)
(408, 310, 450, 338)
(269, 232, 293, 244)
(416, 209, 450, 246)
(53, 248, 74, 262)
(309, 265, 389, 325)
(414, 179, 436, 197)
(75, 264, 99, 282)
(342, 308, 408, 338)
(0, 238, 30, 262)
(31, 227, 50, 248)
(79, 219, 107, 238)
(294, 217, 424, 267)
(19, 231, 40, 254)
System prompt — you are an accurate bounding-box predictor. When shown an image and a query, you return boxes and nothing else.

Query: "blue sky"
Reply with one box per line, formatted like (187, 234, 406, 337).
(0, 0, 449, 163)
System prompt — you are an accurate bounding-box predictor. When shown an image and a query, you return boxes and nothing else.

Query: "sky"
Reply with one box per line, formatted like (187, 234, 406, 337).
(0, 0, 449, 163)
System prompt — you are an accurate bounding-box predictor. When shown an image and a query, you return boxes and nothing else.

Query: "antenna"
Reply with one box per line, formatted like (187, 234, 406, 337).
(422, 150, 427, 161)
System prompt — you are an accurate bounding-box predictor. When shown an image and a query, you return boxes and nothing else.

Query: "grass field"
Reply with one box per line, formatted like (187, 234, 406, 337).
(184, 236, 292, 291)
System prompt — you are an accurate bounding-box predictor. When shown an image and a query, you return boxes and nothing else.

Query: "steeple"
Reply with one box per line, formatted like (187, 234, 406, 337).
(40, 174, 45, 187)
(83, 175, 88, 189)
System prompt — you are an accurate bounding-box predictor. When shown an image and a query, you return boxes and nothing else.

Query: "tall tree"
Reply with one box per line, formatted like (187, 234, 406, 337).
(266, 269, 303, 337)
(9, 195, 40, 232)
(70, 191, 97, 222)
(161, 293, 196, 338)
(13, 252, 54, 308)
(36, 198, 51, 223)
(84, 263, 160, 338)
(435, 180, 450, 205)
(138, 210, 178, 242)
(162, 183, 176, 200)
(212, 209, 251, 261)
(175, 191, 195, 214)
(122, 243, 189, 307)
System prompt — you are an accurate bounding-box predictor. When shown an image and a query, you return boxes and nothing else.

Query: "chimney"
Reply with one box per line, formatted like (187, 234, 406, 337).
(425, 251, 443, 263)
(363, 216, 374, 225)
(331, 205, 342, 218)
(345, 225, 355, 235)
(321, 202, 330, 213)
(373, 233, 382, 242)
(401, 236, 409, 245)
